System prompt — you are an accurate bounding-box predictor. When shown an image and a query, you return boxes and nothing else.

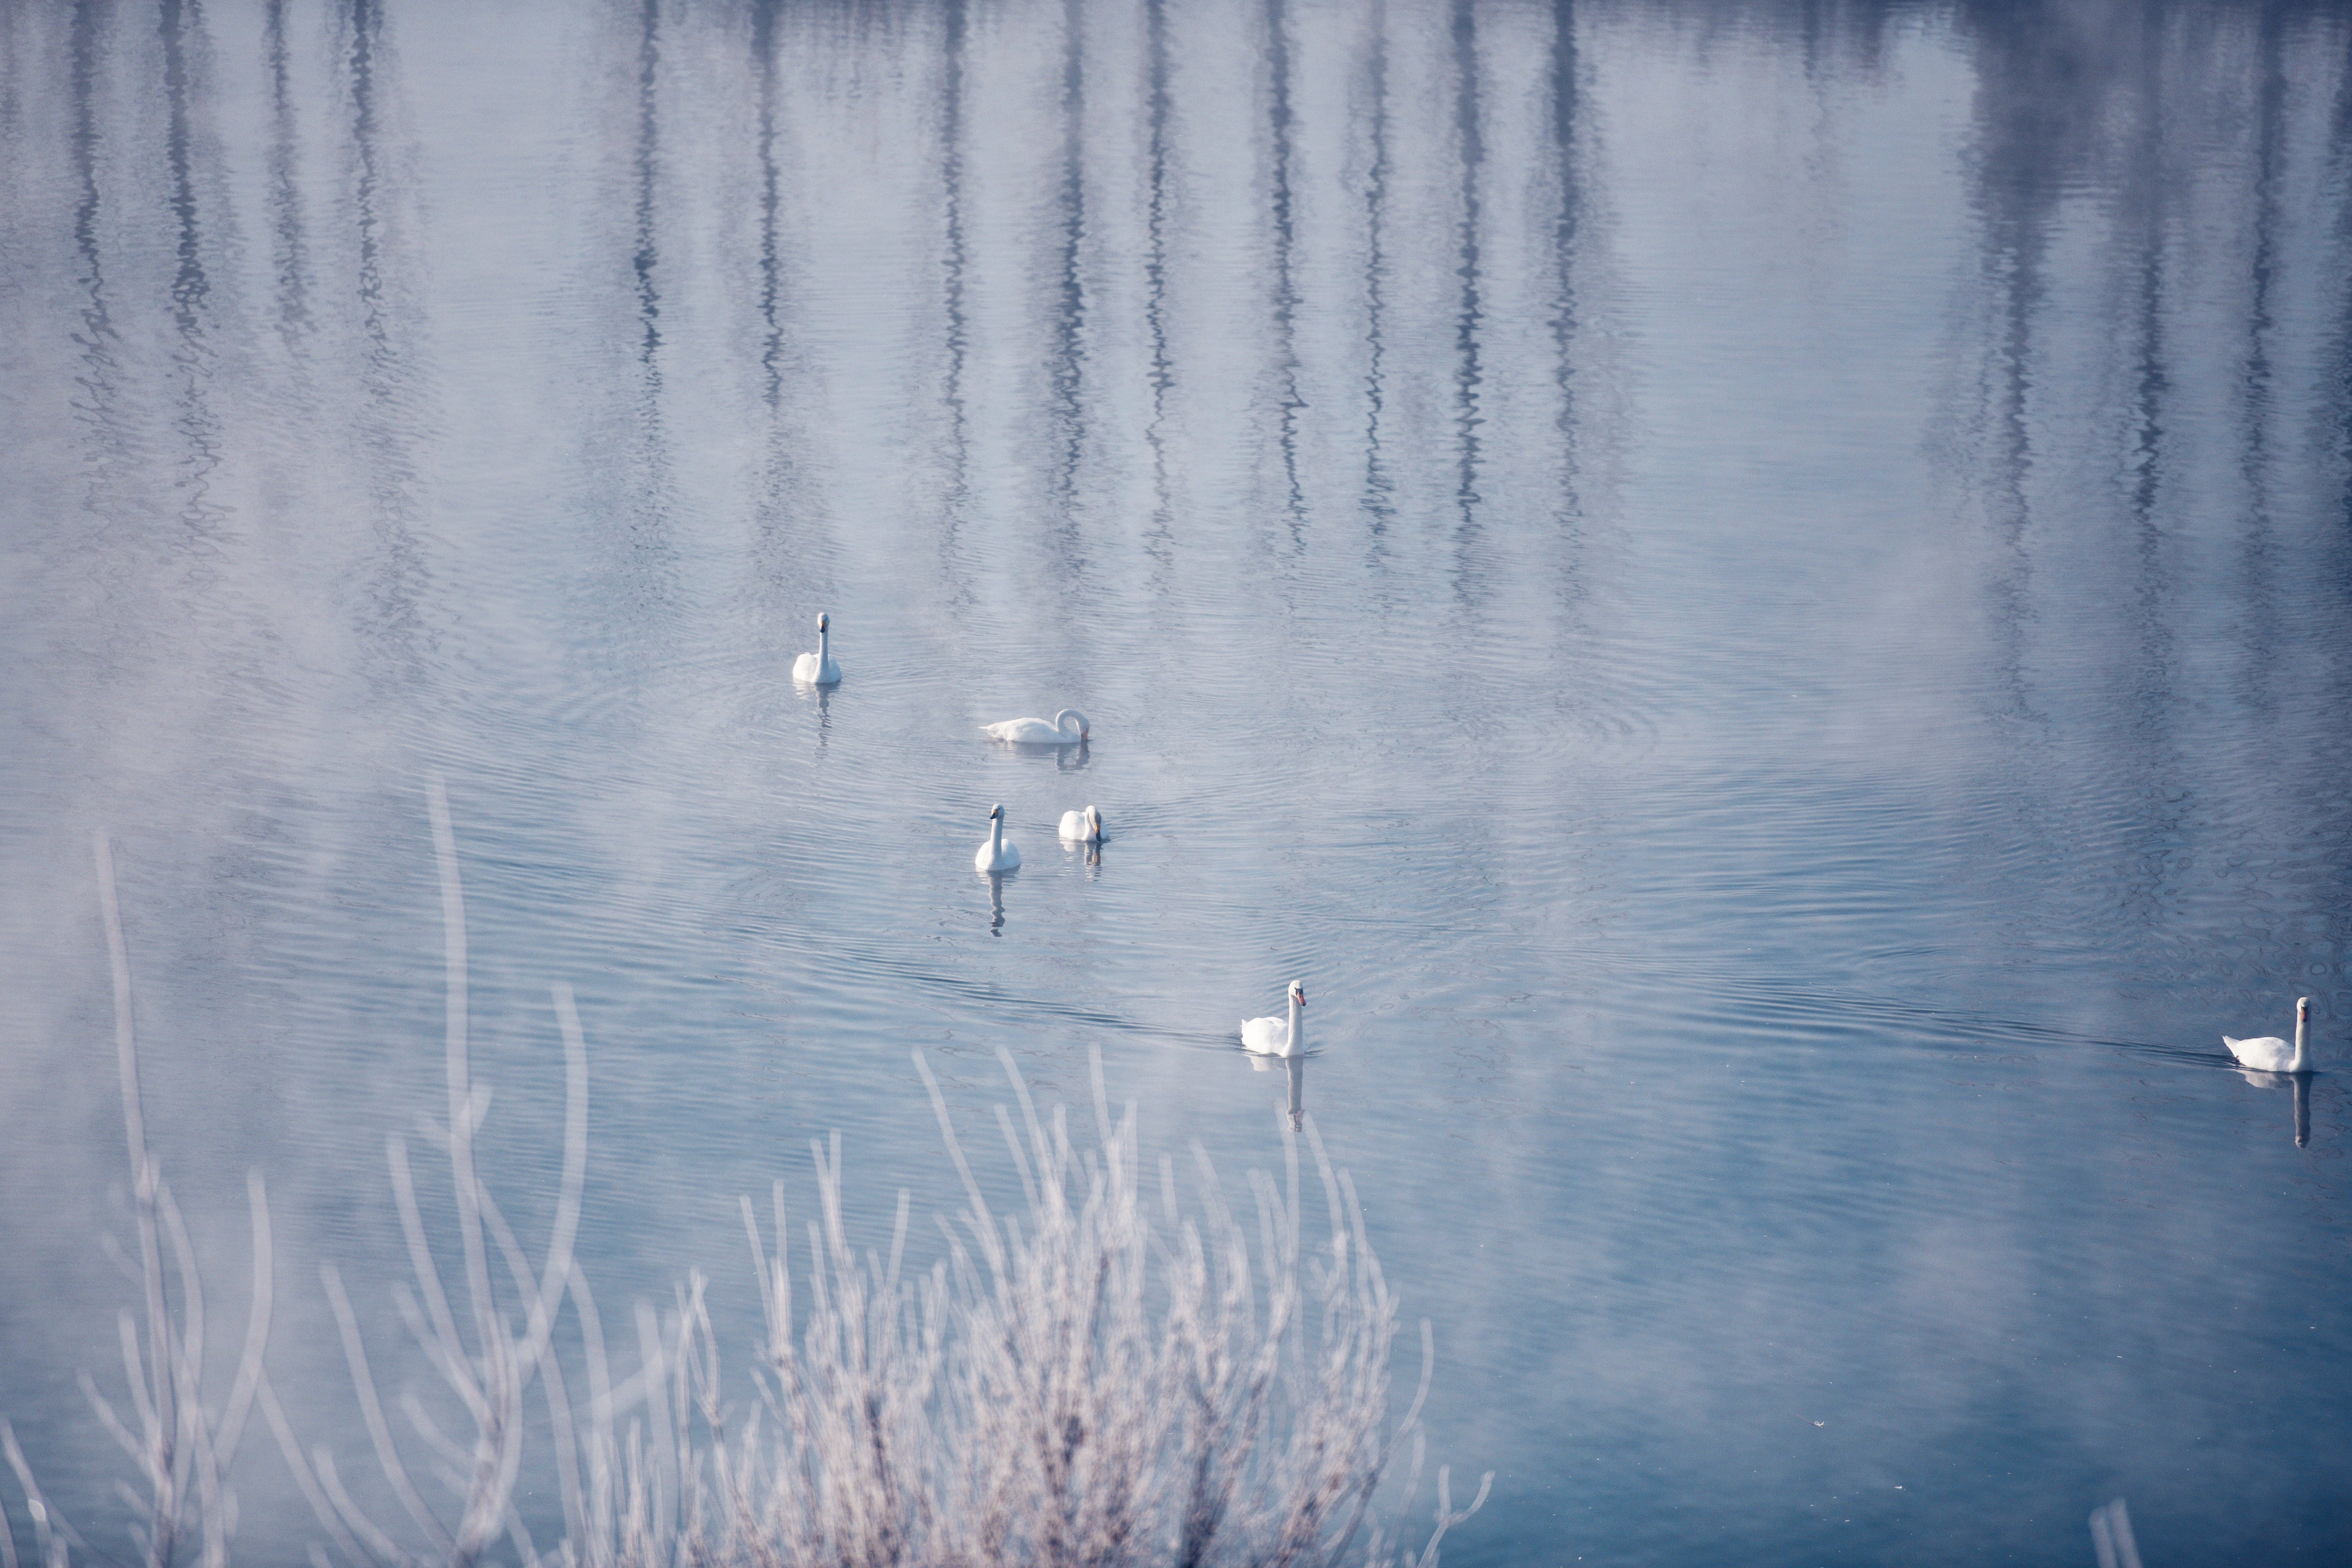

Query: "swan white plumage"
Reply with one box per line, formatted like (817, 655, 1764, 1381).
(2226, 996, 2313, 1074)
(975, 803, 1019, 873)
(1059, 805, 1104, 842)
(1242, 981, 1306, 1059)
(983, 708, 1089, 745)
(792, 613, 841, 686)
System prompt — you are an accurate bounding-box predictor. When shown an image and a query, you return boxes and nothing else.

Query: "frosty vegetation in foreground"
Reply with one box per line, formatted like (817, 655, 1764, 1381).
(1, 797, 1487, 1567)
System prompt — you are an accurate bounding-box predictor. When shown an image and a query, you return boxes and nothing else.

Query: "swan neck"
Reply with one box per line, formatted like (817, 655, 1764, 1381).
(2294, 1011, 2309, 1071)
(1287, 994, 1304, 1056)
(990, 815, 1003, 854)
(818, 624, 830, 660)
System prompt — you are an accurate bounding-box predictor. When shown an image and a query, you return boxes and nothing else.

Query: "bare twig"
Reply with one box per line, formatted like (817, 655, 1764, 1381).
(20, 810, 1484, 1568)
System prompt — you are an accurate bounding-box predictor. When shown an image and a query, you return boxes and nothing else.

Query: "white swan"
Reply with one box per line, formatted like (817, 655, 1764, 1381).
(983, 708, 1089, 745)
(2226, 996, 2313, 1074)
(792, 613, 841, 686)
(1242, 981, 1306, 1059)
(1058, 805, 1104, 842)
(975, 803, 1019, 873)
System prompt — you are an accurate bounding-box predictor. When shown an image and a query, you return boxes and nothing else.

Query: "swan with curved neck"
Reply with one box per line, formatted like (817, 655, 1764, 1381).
(2226, 996, 2313, 1074)
(792, 613, 841, 686)
(983, 708, 1089, 745)
(1242, 981, 1306, 1059)
(1059, 805, 1104, 842)
(975, 803, 1020, 873)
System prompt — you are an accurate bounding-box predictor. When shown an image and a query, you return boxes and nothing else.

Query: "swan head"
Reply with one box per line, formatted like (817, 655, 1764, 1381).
(989, 803, 1004, 823)
(817, 612, 830, 632)
(1087, 805, 1103, 835)
(1054, 708, 1091, 738)
(1290, 981, 1306, 1010)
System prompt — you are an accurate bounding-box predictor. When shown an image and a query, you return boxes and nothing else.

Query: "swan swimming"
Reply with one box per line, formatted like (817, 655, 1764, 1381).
(1242, 981, 1306, 1059)
(1059, 805, 1104, 842)
(975, 803, 1020, 873)
(2225, 996, 2313, 1074)
(792, 613, 841, 686)
(983, 708, 1089, 745)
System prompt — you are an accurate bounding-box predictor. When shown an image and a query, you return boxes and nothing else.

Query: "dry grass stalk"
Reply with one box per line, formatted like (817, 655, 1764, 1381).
(3, 790, 1488, 1567)
(0, 835, 277, 1568)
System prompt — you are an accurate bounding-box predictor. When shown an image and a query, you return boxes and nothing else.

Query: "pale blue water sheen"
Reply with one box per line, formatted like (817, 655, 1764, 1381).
(3, 0, 2350, 1563)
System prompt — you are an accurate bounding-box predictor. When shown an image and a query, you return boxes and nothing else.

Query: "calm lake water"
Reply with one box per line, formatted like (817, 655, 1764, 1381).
(5, 0, 2350, 1562)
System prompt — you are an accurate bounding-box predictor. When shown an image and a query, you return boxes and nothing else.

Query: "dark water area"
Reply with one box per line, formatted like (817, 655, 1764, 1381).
(3, 0, 2350, 1562)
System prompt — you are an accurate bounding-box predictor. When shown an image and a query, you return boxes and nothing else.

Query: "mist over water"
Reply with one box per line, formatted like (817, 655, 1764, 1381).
(4, 0, 2350, 1562)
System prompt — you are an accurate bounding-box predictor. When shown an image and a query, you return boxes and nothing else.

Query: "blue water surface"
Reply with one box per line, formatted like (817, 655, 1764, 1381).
(3, 1, 2349, 1563)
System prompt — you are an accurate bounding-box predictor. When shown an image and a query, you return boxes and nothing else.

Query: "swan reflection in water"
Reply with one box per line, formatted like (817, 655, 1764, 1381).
(985, 736, 1089, 770)
(1244, 1046, 1308, 1130)
(802, 682, 831, 747)
(983, 869, 1009, 935)
(2235, 1067, 2312, 1148)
